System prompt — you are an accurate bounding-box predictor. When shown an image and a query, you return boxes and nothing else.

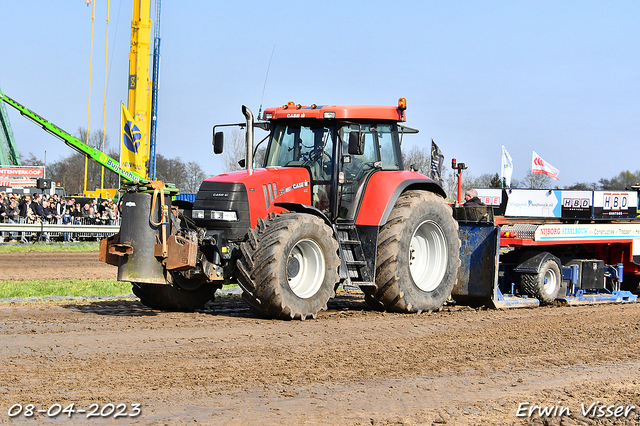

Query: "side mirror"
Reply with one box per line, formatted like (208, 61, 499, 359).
(238, 159, 246, 168)
(213, 131, 224, 154)
(348, 132, 365, 156)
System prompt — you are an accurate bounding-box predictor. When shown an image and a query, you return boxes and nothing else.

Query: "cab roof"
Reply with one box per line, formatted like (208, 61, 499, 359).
(263, 100, 407, 122)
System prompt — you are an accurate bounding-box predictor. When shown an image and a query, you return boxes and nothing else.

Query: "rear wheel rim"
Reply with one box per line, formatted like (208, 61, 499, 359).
(287, 239, 325, 299)
(409, 220, 448, 292)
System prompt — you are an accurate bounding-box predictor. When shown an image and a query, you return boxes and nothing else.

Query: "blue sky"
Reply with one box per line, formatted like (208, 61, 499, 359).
(1, 1, 639, 186)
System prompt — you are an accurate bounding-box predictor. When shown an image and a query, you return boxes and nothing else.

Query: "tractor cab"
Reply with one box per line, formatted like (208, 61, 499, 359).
(263, 119, 404, 220)
(214, 99, 411, 222)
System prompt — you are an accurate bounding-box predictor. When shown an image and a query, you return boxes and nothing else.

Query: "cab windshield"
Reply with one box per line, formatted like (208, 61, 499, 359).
(265, 122, 334, 170)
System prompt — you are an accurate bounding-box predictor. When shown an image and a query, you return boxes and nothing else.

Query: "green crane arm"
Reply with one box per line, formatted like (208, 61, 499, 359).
(0, 90, 147, 184)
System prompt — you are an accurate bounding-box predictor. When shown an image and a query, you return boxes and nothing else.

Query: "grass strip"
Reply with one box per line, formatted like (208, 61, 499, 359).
(0, 279, 132, 298)
(0, 242, 99, 253)
(0, 279, 240, 299)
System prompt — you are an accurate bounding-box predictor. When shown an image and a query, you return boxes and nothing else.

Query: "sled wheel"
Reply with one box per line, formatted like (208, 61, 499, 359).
(520, 259, 561, 305)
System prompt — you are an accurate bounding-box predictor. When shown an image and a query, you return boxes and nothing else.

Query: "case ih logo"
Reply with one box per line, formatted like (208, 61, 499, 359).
(603, 193, 628, 211)
(563, 198, 590, 209)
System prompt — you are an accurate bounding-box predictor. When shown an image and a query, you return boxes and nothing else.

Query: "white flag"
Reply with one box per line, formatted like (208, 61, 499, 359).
(501, 145, 513, 187)
(532, 151, 559, 180)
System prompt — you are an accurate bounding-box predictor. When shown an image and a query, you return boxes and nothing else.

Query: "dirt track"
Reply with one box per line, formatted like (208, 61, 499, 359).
(1, 251, 640, 425)
(0, 251, 117, 282)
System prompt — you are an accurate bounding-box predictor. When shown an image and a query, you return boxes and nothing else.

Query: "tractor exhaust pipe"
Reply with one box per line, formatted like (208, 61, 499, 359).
(242, 105, 254, 174)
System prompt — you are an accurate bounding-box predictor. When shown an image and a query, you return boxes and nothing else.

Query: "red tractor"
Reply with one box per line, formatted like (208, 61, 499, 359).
(102, 99, 461, 319)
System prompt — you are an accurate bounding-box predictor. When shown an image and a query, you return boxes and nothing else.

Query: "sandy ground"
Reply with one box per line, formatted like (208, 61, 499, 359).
(1, 251, 640, 425)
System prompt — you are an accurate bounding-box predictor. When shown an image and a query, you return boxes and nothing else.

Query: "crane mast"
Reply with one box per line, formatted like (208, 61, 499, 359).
(148, 0, 161, 181)
(0, 85, 21, 166)
(126, 0, 153, 179)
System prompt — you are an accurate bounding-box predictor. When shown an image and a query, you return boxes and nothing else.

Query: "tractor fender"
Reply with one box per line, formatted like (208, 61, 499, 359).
(513, 251, 562, 274)
(355, 171, 446, 226)
(274, 202, 332, 228)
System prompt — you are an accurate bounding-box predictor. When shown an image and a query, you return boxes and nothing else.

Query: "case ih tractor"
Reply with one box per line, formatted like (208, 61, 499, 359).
(101, 99, 461, 319)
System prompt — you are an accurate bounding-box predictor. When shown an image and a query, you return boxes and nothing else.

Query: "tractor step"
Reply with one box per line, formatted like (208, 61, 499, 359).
(335, 223, 372, 282)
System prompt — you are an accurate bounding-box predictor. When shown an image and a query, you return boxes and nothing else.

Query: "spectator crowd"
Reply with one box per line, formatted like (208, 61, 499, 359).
(0, 191, 120, 242)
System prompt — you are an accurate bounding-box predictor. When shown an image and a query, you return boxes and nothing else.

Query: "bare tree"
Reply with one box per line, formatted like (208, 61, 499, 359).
(443, 165, 459, 202)
(522, 169, 553, 189)
(156, 154, 187, 188)
(401, 145, 430, 173)
(47, 152, 86, 195)
(565, 182, 598, 190)
(254, 146, 267, 168)
(221, 130, 246, 172)
(20, 152, 44, 166)
(183, 161, 208, 193)
(463, 173, 502, 192)
(154, 155, 209, 193)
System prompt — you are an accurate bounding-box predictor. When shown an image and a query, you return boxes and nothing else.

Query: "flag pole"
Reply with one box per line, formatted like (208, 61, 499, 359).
(531, 152, 534, 189)
(500, 146, 504, 188)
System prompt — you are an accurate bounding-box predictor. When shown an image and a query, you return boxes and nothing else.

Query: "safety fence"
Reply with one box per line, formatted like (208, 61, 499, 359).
(0, 220, 120, 243)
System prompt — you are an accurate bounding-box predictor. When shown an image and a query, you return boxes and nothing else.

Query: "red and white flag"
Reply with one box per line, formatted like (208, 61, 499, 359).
(532, 151, 559, 180)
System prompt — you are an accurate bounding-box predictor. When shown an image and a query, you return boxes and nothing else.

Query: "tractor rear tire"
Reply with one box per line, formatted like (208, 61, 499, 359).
(367, 191, 461, 313)
(520, 259, 561, 304)
(237, 213, 340, 320)
(131, 282, 217, 311)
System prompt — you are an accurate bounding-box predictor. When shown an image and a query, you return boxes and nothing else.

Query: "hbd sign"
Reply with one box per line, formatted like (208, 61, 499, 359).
(560, 191, 592, 219)
(563, 198, 590, 209)
(602, 193, 629, 211)
(593, 191, 637, 218)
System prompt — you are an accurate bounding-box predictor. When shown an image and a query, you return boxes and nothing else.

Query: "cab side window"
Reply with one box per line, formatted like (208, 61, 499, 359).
(376, 124, 400, 170)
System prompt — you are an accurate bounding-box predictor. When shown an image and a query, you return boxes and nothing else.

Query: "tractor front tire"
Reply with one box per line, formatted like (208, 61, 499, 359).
(237, 213, 340, 320)
(131, 281, 217, 311)
(520, 259, 561, 305)
(367, 191, 461, 313)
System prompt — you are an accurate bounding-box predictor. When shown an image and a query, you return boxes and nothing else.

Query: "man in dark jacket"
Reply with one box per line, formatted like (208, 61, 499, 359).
(30, 193, 46, 218)
(19, 195, 31, 219)
(463, 189, 486, 207)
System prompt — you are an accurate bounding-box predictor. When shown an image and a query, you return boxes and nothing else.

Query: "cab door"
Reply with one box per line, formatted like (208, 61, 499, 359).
(336, 123, 402, 221)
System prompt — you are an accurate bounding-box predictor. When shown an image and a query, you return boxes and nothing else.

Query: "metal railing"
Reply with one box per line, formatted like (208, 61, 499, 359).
(0, 218, 120, 242)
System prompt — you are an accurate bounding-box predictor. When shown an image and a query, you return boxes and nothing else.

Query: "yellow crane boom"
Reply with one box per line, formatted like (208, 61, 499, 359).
(126, 0, 152, 179)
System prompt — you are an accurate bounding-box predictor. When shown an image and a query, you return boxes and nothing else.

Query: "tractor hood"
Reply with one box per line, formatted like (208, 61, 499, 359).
(198, 167, 312, 229)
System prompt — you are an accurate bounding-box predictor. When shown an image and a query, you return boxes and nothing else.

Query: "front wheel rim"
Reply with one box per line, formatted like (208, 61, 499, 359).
(409, 220, 448, 292)
(287, 239, 325, 299)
